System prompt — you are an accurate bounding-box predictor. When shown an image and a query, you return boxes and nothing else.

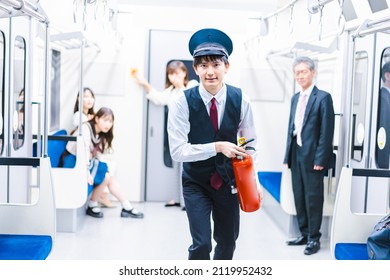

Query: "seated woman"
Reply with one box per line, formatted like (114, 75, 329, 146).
(72, 87, 115, 208)
(62, 107, 144, 219)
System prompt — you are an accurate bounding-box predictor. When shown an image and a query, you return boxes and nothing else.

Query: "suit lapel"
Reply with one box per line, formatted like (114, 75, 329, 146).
(291, 93, 299, 120)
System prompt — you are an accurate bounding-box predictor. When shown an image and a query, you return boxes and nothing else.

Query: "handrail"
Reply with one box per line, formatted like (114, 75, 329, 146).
(0, 0, 48, 23)
(352, 168, 390, 178)
(43, 21, 49, 156)
(0, 157, 40, 167)
(32, 134, 77, 142)
(353, 16, 390, 38)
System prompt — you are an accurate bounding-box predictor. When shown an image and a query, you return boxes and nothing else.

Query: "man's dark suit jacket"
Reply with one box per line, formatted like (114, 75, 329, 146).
(284, 86, 335, 170)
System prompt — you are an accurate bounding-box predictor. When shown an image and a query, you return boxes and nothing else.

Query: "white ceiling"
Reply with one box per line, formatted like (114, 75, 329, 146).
(116, 0, 279, 15)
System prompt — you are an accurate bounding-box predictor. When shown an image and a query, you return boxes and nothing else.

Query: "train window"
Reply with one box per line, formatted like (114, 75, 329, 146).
(13, 36, 26, 150)
(351, 51, 368, 162)
(375, 48, 390, 169)
(50, 49, 61, 131)
(0, 31, 4, 155)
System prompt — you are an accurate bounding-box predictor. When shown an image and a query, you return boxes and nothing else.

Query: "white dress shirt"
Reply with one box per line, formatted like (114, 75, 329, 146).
(293, 84, 314, 136)
(167, 83, 259, 170)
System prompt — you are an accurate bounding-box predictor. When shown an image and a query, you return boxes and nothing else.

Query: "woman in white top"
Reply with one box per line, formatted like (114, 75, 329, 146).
(72, 87, 95, 128)
(134, 60, 198, 106)
(134, 60, 198, 208)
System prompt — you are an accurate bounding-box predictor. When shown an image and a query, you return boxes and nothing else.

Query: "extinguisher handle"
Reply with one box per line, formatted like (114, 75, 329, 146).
(239, 138, 255, 147)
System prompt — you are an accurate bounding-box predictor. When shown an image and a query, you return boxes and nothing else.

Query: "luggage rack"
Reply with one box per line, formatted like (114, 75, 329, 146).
(50, 31, 100, 51)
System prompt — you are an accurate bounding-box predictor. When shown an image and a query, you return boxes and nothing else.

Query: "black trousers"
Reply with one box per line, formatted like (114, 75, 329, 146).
(182, 181, 240, 260)
(290, 140, 324, 241)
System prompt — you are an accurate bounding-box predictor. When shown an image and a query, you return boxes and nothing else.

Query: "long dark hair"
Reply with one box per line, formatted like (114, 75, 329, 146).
(73, 87, 95, 114)
(89, 107, 114, 153)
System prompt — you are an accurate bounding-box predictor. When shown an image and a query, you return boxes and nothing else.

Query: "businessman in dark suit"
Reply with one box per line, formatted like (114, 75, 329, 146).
(283, 56, 335, 255)
(376, 62, 390, 169)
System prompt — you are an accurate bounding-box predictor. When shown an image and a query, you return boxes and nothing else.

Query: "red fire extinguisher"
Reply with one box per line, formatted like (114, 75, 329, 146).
(231, 138, 261, 212)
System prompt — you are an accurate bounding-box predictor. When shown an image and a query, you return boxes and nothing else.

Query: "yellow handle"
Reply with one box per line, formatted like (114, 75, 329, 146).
(238, 137, 246, 146)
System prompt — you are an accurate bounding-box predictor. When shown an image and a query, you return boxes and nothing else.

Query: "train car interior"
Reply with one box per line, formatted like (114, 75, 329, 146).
(0, 0, 389, 262)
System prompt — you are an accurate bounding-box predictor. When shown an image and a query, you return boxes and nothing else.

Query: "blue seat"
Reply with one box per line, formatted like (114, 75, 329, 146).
(0, 234, 52, 260)
(258, 171, 282, 203)
(335, 243, 369, 260)
(33, 129, 68, 167)
(47, 129, 68, 167)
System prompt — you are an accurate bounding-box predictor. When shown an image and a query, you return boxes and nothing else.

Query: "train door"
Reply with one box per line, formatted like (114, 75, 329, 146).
(349, 32, 390, 213)
(373, 34, 390, 170)
(145, 30, 196, 201)
(369, 33, 390, 210)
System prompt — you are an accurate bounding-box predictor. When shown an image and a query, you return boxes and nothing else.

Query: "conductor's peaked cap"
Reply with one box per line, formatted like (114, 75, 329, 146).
(189, 28, 233, 58)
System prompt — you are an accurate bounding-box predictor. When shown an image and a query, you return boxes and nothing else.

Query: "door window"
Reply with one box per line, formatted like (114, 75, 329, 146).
(375, 48, 390, 169)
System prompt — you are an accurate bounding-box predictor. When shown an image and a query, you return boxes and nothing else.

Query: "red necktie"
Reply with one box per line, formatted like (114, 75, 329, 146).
(210, 98, 218, 132)
(209, 97, 223, 190)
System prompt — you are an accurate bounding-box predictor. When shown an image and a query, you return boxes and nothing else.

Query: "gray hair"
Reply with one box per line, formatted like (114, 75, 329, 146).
(293, 56, 316, 71)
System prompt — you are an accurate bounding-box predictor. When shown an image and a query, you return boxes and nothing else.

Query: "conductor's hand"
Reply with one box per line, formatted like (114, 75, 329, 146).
(215, 141, 247, 158)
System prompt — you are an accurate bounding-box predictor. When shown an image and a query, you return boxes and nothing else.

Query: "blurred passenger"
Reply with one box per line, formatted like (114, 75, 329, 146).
(133, 60, 198, 209)
(283, 56, 335, 255)
(168, 28, 259, 260)
(17, 88, 25, 134)
(63, 107, 144, 219)
(13, 88, 25, 148)
(376, 61, 390, 169)
(72, 87, 95, 128)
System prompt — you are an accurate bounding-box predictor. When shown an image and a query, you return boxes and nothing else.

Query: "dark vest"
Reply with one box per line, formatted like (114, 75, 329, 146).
(182, 85, 242, 187)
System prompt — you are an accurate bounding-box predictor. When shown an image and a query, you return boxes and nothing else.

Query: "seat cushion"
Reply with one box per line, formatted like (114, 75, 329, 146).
(258, 172, 282, 203)
(47, 129, 68, 167)
(335, 243, 369, 260)
(0, 234, 52, 260)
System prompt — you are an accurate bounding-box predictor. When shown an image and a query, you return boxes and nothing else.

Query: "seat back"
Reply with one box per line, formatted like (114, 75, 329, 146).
(51, 135, 88, 209)
(330, 167, 384, 259)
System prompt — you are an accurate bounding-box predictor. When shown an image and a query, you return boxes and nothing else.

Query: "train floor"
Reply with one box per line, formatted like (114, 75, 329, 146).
(48, 202, 332, 260)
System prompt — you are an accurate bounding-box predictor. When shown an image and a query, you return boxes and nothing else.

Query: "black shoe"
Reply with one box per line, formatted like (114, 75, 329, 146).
(86, 206, 104, 218)
(286, 235, 308, 246)
(304, 240, 320, 255)
(121, 208, 144, 219)
(164, 201, 181, 207)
